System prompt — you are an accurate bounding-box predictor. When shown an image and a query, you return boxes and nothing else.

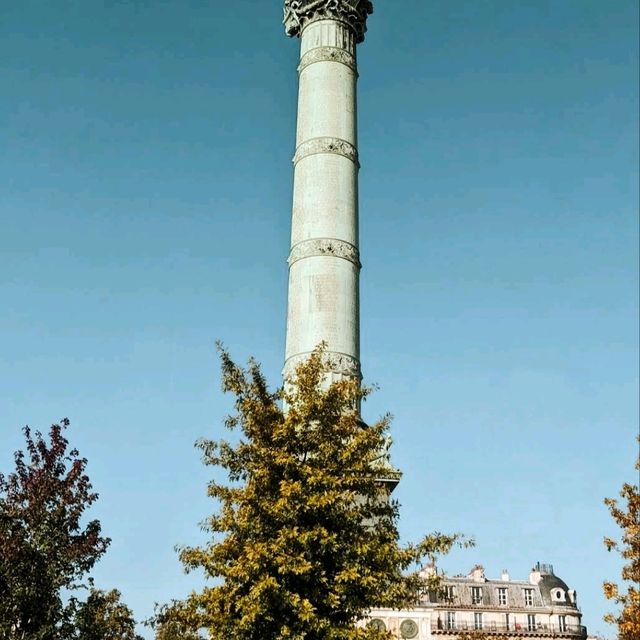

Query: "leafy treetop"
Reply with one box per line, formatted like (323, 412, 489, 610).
(72, 588, 143, 640)
(603, 438, 640, 640)
(154, 620, 202, 640)
(0, 419, 111, 639)
(155, 345, 470, 640)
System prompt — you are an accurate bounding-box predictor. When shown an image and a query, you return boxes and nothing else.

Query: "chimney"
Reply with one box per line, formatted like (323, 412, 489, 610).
(529, 567, 542, 585)
(469, 565, 485, 582)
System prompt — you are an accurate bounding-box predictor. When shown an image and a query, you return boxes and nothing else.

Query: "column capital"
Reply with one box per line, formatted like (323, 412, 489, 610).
(283, 0, 374, 43)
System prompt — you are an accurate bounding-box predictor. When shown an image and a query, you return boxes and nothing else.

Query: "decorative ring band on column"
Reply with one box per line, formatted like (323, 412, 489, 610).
(293, 137, 359, 167)
(283, 351, 361, 380)
(288, 237, 361, 268)
(298, 46, 357, 74)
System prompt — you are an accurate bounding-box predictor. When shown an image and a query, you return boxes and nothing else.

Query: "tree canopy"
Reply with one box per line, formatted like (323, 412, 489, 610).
(0, 419, 111, 639)
(156, 346, 468, 640)
(154, 620, 202, 640)
(72, 588, 143, 640)
(603, 439, 640, 640)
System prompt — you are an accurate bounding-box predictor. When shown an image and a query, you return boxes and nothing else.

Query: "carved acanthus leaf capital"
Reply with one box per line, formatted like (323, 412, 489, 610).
(284, 0, 374, 43)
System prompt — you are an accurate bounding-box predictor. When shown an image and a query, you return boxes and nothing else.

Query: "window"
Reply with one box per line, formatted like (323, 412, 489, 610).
(474, 613, 483, 630)
(443, 585, 456, 602)
(527, 614, 537, 631)
(523, 588, 534, 606)
(504, 614, 510, 630)
(497, 587, 508, 605)
(447, 612, 456, 630)
(472, 586, 483, 604)
(558, 616, 567, 632)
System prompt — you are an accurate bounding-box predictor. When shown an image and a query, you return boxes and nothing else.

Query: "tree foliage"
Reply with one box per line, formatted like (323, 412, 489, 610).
(603, 439, 640, 640)
(154, 620, 202, 640)
(72, 588, 143, 640)
(157, 346, 469, 640)
(0, 419, 111, 639)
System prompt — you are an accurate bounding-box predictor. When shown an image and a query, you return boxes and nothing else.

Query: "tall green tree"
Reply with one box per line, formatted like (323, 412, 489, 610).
(157, 346, 468, 640)
(603, 440, 640, 640)
(0, 419, 110, 639)
(71, 588, 143, 640)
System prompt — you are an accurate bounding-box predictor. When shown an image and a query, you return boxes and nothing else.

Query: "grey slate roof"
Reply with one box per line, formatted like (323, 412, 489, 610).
(426, 566, 579, 611)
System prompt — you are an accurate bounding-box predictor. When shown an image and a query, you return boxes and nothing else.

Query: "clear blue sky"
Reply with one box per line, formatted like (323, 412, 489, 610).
(1, 1, 637, 637)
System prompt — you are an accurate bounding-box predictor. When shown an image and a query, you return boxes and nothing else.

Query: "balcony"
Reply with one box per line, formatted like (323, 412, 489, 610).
(431, 622, 587, 637)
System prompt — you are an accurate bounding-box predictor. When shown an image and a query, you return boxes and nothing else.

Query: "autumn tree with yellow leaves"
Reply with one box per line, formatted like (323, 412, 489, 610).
(602, 440, 639, 640)
(155, 346, 468, 640)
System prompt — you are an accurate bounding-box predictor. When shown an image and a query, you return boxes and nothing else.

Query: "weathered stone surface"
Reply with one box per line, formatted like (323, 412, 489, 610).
(284, 0, 374, 43)
(284, 11, 365, 388)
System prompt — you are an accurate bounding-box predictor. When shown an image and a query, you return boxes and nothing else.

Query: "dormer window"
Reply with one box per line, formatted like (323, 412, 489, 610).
(443, 585, 456, 602)
(497, 587, 508, 605)
(554, 589, 565, 601)
(472, 586, 483, 605)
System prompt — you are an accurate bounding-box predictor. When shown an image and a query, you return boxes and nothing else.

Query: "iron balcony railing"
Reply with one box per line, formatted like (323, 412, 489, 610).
(432, 622, 587, 637)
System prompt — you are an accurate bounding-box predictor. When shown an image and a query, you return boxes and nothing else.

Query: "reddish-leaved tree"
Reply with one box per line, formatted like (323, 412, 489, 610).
(0, 419, 111, 639)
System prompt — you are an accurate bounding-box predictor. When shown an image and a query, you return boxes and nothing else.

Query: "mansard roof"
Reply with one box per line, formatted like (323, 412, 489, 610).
(428, 563, 579, 610)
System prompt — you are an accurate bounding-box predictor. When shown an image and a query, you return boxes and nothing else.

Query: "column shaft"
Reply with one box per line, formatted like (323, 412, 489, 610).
(284, 19, 361, 384)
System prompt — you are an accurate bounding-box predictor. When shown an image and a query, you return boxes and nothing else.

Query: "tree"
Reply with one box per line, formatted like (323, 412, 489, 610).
(154, 620, 202, 640)
(72, 588, 143, 640)
(0, 419, 111, 639)
(156, 346, 468, 640)
(603, 439, 640, 640)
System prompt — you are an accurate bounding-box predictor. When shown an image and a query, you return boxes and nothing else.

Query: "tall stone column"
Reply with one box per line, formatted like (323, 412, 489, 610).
(282, 0, 373, 388)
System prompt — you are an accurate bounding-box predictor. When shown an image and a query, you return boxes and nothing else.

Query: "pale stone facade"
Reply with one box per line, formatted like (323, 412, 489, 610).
(364, 563, 587, 640)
